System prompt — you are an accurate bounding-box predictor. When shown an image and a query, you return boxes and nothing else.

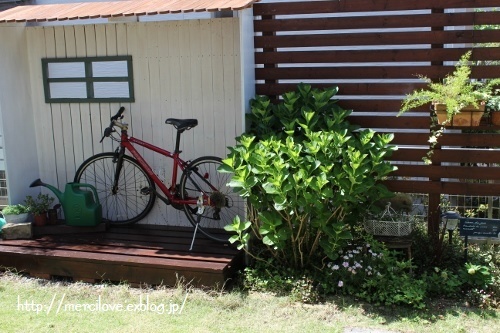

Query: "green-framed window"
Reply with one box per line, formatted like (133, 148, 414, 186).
(42, 56, 134, 103)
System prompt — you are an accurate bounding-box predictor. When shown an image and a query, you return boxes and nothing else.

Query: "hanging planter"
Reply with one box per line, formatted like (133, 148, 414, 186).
(433, 101, 486, 126)
(398, 51, 500, 163)
(364, 203, 413, 237)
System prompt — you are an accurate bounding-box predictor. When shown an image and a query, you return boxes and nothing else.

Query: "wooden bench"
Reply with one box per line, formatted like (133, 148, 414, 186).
(373, 236, 412, 261)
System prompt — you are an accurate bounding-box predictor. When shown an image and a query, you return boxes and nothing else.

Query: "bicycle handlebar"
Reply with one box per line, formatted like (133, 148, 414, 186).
(100, 106, 127, 143)
(111, 106, 125, 121)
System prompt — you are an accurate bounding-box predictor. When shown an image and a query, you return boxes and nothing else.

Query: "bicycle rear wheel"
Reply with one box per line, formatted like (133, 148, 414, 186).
(179, 156, 244, 243)
(74, 152, 156, 224)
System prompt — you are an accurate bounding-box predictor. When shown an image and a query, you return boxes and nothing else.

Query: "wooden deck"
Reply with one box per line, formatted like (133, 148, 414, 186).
(0, 224, 243, 288)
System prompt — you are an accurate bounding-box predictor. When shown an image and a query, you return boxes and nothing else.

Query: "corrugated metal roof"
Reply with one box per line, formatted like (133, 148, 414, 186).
(0, 0, 259, 23)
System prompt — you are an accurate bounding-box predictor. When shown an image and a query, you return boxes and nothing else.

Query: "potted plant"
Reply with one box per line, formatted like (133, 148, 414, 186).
(1, 204, 29, 223)
(486, 94, 500, 125)
(399, 51, 500, 127)
(24, 193, 55, 226)
(399, 51, 500, 163)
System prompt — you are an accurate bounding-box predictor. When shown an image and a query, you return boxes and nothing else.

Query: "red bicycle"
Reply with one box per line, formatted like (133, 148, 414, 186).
(74, 107, 243, 243)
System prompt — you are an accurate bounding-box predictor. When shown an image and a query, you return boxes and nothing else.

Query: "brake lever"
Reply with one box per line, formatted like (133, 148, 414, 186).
(100, 126, 115, 143)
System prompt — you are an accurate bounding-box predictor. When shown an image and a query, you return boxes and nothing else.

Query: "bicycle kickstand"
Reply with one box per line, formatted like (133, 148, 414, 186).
(189, 193, 204, 251)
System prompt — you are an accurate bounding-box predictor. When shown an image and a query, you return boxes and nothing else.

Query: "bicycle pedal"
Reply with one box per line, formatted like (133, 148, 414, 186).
(140, 187, 153, 195)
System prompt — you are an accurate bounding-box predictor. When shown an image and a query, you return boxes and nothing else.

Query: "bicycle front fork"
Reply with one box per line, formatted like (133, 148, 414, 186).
(112, 147, 126, 194)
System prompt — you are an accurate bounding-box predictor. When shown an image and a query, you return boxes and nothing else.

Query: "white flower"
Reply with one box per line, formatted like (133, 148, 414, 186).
(428, 136, 438, 143)
(338, 281, 344, 287)
(332, 265, 339, 270)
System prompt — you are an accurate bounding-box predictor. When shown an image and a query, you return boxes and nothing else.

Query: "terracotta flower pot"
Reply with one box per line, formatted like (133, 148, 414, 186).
(491, 112, 500, 126)
(33, 212, 48, 226)
(433, 102, 485, 126)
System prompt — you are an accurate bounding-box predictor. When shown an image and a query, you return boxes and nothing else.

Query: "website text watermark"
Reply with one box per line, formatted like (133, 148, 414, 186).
(17, 293, 188, 315)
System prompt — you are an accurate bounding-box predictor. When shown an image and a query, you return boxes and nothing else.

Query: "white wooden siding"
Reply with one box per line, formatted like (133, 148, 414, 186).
(26, 18, 243, 226)
(0, 26, 40, 204)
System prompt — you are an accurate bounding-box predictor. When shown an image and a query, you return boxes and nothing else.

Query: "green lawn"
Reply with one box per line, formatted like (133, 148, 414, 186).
(0, 271, 498, 333)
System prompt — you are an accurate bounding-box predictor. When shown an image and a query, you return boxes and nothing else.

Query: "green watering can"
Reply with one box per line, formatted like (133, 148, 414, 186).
(30, 179, 102, 227)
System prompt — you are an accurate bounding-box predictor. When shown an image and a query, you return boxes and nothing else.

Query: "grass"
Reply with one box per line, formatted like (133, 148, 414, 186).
(0, 271, 499, 333)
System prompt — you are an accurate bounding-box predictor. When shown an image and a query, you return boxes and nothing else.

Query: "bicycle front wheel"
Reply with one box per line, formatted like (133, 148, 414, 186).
(74, 152, 156, 225)
(179, 156, 244, 243)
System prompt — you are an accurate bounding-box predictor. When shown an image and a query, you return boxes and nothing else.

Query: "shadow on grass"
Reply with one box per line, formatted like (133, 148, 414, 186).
(322, 294, 498, 325)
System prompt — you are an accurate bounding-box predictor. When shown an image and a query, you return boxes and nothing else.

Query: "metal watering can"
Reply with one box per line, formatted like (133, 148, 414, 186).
(30, 179, 102, 227)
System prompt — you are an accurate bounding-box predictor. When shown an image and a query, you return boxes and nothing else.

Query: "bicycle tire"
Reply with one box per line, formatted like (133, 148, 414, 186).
(74, 152, 156, 225)
(179, 156, 244, 243)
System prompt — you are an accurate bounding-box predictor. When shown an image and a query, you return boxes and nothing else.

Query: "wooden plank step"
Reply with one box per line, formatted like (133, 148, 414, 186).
(79, 230, 231, 247)
(33, 234, 238, 256)
(0, 225, 243, 287)
(0, 239, 235, 263)
(0, 244, 229, 270)
(26, 230, 238, 255)
(84, 232, 235, 251)
(0, 247, 231, 287)
(111, 224, 230, 239)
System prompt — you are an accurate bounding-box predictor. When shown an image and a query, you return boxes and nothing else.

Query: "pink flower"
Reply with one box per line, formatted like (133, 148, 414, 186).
(342, 262, 349, 268)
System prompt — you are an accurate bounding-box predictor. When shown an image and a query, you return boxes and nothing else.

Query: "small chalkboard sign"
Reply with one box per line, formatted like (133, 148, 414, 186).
(459, 218, 500, 238)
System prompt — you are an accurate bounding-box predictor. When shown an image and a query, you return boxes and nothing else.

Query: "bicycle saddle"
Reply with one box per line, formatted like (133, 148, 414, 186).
(165, 118, 198, 131)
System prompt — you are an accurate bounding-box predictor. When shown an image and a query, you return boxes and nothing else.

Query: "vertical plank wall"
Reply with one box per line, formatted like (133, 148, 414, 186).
(26, 18, 243, 226)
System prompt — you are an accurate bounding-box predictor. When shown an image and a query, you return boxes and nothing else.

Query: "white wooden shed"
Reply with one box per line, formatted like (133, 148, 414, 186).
(0, 0, 257, 226)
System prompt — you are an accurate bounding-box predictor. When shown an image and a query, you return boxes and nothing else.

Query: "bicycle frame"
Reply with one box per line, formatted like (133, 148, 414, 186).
(116, 129, 206, 206)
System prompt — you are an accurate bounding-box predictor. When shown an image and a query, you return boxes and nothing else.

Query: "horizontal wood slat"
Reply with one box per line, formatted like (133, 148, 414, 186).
(384, 180, 500, 196)
(256, 65, 500, 81)
(255, 30, 498, 49)
(257, 83, 427, 96)
(348, 116, 430, 130)
(254, 12, 500, 32)
(393, 164, 500, 181)
(389, 132, 500, 147)
(391, 149, 500, 164)
(255, 48, 500, 65)
(253, 0, 500, 16)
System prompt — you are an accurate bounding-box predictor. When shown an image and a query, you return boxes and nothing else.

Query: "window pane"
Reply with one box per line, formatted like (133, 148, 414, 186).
(48, 62, 85, 78)
(49, 82, 87, 98)
(92, 61, 128, 77)
(93, 82, 130, 98)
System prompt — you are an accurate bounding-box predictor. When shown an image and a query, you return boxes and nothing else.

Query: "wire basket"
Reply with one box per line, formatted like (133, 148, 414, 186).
(364, 203, 413, 237)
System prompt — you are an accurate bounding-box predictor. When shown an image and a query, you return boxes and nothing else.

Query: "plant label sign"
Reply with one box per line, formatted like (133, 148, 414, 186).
(459, 218, 500, 238)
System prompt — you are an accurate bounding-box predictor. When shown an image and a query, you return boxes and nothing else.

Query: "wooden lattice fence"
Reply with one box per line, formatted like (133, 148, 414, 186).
(253, 0, 500, 231)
